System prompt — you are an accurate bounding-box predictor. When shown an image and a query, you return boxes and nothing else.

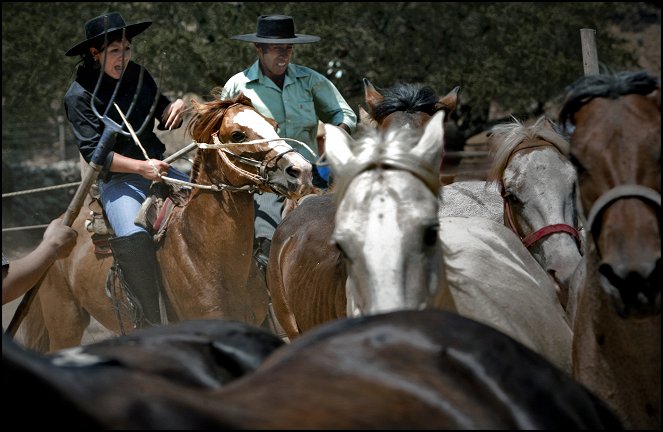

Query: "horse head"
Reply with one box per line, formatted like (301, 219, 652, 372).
(325, 110, 447, 316)
(363, 77, 459, 130)
(488, 116, 583, 310)
(560, 71, 661, 318)
(187, 92, 313, 199)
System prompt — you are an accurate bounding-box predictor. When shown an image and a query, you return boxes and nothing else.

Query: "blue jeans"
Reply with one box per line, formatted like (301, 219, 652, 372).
(98, 168, 188, 237)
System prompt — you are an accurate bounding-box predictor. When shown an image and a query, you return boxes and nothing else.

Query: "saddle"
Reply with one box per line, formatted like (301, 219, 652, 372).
(85, 181, 190, 254)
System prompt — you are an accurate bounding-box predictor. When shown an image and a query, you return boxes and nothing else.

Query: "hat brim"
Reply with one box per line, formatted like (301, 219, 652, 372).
(65, 21, 152, 56)
(231, 33, 320, 44)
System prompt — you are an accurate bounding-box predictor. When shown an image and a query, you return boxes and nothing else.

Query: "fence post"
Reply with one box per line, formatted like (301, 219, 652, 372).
(580, 28, 599, 76)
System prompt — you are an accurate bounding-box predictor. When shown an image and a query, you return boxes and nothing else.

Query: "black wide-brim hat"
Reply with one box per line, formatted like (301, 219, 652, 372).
(231, 15, 319, 44)
(66, 12, 151, 57)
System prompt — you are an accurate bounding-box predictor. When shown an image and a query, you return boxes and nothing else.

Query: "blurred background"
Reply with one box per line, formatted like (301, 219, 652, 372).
(2, 2, 660, 251)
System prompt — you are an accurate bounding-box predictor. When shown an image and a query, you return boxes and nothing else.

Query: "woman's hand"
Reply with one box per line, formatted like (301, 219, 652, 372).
(140, 159, 171, 182)
(162, 98, 186, 130)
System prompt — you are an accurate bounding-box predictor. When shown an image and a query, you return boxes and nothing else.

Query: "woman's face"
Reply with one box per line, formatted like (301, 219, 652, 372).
(91, 38, 131, 80)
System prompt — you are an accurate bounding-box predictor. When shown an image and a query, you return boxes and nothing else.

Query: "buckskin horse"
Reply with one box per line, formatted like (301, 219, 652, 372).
(21, 93, 313, 352)
(559, 70, 661, 429)
(439, 116, 584, 311)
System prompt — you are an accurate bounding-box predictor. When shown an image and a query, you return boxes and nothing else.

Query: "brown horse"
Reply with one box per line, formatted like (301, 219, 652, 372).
(21, 93, 313, 352)
(267, 80, 459, 338)
(4, 310, 622, 429)
(560, 70, 661, 429)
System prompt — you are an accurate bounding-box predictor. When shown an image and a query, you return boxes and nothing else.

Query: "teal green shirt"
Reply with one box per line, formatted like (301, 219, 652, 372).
(220, 61, 357, 164)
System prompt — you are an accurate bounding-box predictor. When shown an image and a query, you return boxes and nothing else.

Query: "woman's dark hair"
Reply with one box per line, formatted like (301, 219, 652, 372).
(80, 33, 132, 69)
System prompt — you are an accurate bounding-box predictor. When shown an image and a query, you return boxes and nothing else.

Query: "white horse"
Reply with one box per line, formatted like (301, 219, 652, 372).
(439, 117, 583, 311)
(326, 113, 572, 373)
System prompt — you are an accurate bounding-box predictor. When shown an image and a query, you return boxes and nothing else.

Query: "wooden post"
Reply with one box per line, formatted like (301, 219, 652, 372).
(580, 28, 599, 76)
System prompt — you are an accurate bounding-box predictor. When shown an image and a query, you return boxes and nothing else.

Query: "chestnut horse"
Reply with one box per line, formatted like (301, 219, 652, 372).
(560, 70, 661, 429)
(3, 310, 621, 429)
(439, 116, 584, 310)
(21, 93, 313, 352)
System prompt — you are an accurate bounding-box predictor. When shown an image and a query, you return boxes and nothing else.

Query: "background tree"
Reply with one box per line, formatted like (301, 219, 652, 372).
(2, 2, 659, 157)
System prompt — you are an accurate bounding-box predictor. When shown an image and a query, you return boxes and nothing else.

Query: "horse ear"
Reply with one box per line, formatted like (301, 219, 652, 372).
(434, 86, 460, 116)
(358, 105, 378, 128)
(411, 110, 445, 168)
(363, 77, 383, 115)
(324, 124, 354, 176)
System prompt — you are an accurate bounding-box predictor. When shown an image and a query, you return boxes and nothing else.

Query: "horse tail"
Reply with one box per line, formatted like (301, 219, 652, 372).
(17, 293, 50, 353)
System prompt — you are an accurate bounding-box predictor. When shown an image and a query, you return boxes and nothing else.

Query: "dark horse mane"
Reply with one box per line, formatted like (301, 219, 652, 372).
(559, 70, 660, 128)
(185, 91, 256, 182)
(372, 82, 440, 123)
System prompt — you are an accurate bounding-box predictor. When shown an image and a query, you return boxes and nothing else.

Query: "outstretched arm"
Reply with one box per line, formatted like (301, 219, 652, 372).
(2, 218, 78, 305)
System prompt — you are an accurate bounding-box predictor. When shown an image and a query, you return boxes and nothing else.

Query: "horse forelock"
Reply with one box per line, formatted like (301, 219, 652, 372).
(488, 116, 569, 182)
(373, 83, 439, 122)
(338, 126, 441, 202)
(187, 94, 260, 181)
(559, 71, 660, 129)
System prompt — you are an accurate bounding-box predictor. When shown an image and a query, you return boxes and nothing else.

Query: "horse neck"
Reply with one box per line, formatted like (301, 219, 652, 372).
(177, 151, 257, 254)
(572, 240, 661, 429)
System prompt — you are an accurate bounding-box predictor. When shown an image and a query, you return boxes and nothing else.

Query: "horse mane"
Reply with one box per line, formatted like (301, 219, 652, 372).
(559, 70, 660, 127)
(372, 82, 439, 123)
(488, 116, 570, 182)
(186, 91, 256, 181)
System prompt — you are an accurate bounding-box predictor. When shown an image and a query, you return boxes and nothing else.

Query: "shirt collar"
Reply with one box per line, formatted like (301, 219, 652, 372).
(246, 60, 301, 89)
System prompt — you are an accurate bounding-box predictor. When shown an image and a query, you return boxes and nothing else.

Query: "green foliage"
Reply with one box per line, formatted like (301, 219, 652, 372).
(2, 2, 658, 147)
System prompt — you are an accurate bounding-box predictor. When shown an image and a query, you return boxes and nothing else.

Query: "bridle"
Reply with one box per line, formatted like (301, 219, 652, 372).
(334, 151, 440, 203)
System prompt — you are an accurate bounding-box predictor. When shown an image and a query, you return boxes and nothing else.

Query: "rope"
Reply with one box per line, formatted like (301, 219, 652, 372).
(2, 181, 81, 198)
(2, 224, 50, 232)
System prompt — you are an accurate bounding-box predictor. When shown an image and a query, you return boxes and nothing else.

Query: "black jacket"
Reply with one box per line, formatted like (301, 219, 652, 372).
(64, 61, 171, 180)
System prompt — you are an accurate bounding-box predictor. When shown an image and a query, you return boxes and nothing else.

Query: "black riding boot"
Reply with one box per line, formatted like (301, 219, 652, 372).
(109, 231, 163, 328)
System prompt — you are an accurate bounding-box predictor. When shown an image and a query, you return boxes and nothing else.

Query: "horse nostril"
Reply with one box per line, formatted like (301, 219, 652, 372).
(285, 165, 301, 179)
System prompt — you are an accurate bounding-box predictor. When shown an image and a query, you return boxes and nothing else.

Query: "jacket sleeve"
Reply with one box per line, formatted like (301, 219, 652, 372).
(63, 88, 114, 178)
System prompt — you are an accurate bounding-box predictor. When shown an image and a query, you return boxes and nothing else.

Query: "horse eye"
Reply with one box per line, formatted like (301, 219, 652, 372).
(423, 225, 439, 247)
(505, 192, 521, 205)
(231, 131, 246, 142)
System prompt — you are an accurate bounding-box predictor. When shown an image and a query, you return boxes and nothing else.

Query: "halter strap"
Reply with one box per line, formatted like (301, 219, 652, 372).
(585, 184, 661, 235)
(334, 154, 439, 202)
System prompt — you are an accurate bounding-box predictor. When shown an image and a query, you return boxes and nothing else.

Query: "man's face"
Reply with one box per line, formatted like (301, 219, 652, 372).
(256, 43, 293, 78)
